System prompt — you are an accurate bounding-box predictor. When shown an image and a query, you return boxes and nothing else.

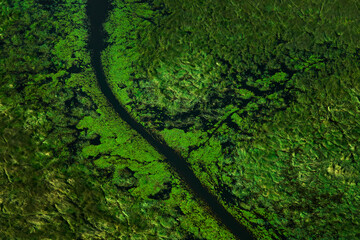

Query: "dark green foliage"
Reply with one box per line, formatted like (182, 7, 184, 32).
(108, 0, 359, 132)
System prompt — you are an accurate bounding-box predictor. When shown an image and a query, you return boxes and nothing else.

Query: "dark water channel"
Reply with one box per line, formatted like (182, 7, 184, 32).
(86, 0, 255, 239)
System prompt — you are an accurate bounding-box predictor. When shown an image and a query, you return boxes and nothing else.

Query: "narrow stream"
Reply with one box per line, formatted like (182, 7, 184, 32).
(86, 0, 255, 239)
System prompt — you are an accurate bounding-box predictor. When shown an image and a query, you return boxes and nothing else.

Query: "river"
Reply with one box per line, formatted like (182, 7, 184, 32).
(86, 0, 255, 239)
